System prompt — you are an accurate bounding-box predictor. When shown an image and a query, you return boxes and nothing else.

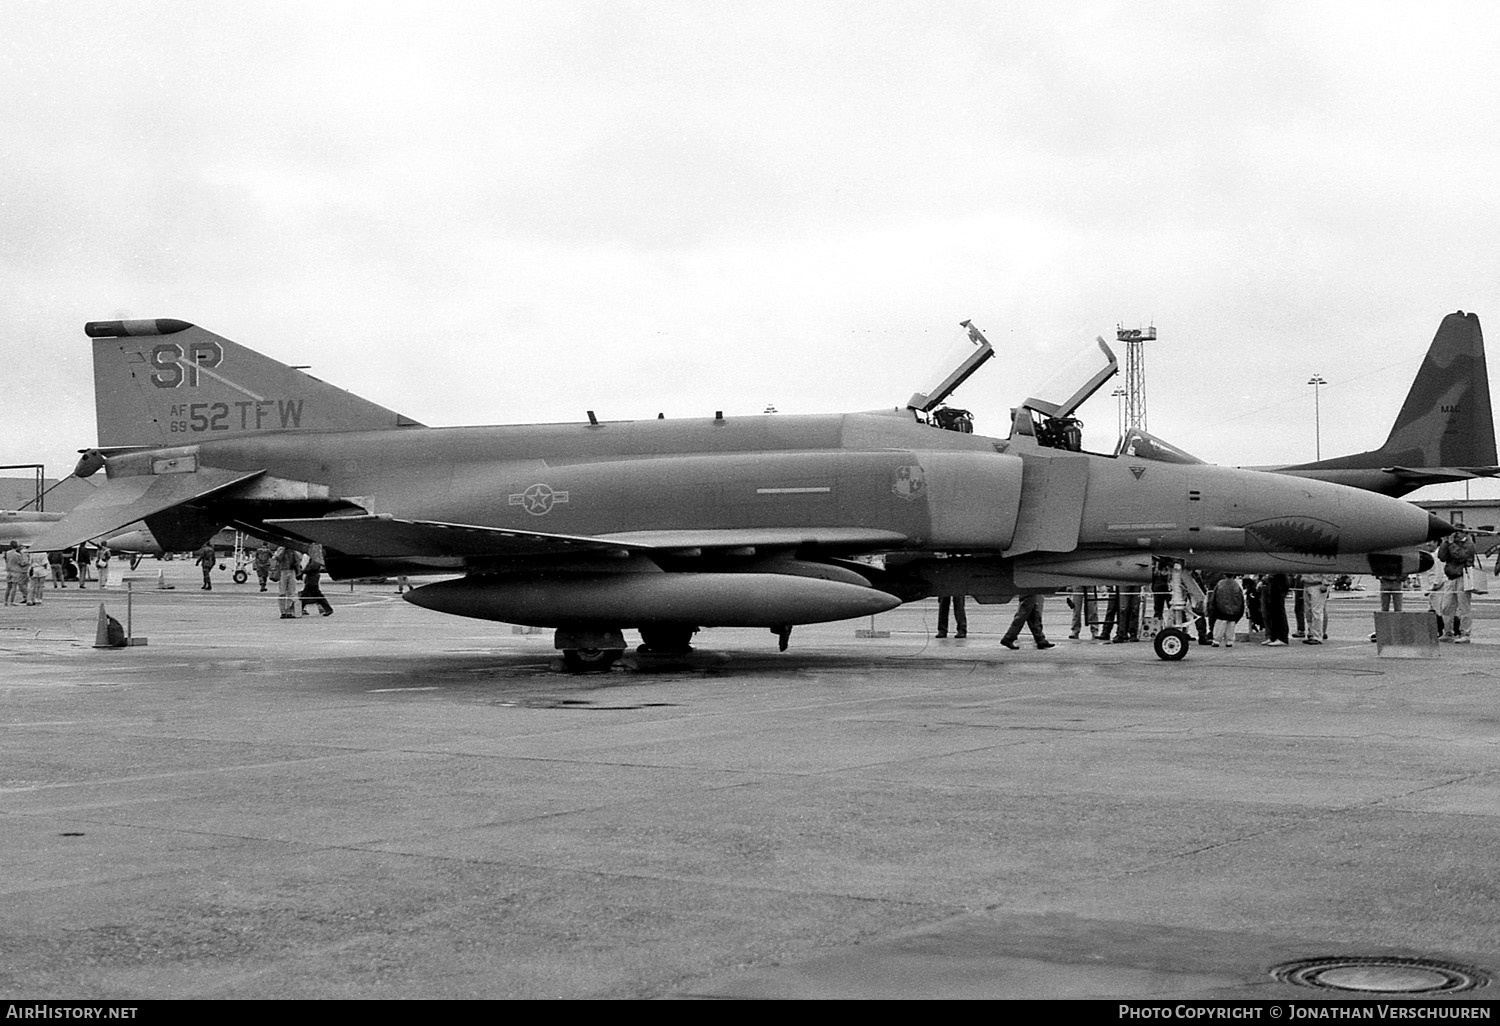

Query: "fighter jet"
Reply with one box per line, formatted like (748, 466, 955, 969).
(1259, 311, 1497, 496)
(33, 317, 1448, 668)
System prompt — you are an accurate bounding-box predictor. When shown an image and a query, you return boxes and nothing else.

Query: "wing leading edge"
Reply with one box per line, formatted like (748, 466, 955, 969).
(266, 514, 910, 560)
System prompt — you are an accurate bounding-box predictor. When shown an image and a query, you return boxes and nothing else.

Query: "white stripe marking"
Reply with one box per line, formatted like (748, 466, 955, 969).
(173, 358, 266, 401)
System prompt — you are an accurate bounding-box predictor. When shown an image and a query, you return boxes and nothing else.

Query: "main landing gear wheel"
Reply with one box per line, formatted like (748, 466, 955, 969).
(562, 648, 622, 673)
(1153, 627, 1190, 661)
(637, 625, 696, 655)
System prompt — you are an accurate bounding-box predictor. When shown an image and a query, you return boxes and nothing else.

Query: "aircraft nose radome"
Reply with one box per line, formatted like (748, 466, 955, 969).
(1426, 514, 1456, 543)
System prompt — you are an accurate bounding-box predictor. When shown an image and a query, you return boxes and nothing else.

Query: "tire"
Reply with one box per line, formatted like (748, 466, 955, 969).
(232, 569, 249, 584)
(1153, 627, 1190, 661)
(637, 625, 696, 654)
(562, 648, 622, 672)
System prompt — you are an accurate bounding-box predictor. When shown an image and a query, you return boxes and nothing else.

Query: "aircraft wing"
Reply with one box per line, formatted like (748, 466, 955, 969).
(1382, 466, 1500, 484)
(267, 515, 653, 558)
(28, 468, 264, 551)
(267, 515, 909, 559)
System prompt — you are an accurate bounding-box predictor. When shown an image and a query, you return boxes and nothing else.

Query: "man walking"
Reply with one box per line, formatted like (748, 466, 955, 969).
(1001, 594, 1054, 651)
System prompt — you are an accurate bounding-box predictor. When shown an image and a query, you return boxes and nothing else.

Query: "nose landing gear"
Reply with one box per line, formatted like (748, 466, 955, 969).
(1153, 627, 1190, 661)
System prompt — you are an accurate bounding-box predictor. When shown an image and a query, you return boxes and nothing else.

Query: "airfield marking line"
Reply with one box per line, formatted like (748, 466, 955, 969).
(0, 749, 383, 795)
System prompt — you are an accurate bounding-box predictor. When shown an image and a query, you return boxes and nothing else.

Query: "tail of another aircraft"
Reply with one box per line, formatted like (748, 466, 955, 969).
(1279, 311, 1496, 494)
(87, 319, 423, 448)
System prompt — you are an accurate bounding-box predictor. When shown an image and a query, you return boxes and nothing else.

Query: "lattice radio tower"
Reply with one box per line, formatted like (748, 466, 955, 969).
(1116, 324, 1156, 431)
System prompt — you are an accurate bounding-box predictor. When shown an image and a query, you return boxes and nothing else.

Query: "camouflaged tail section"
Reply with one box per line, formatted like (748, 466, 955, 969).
(1381, 310, 1495, 467)
(1289, 311, 1495, 473)
(88, 320, 422, 448)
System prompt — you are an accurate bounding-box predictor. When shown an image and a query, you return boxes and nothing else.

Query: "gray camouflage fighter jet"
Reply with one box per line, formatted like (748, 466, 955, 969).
(33, 318, 1449, 667)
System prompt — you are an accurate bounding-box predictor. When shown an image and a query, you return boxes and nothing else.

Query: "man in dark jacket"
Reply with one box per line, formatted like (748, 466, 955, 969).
(1259, 573, 1291, 646)
(194, 543, 216, 591)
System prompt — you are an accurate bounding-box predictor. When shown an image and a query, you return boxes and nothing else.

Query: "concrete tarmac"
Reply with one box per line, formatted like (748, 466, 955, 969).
(1, 564, 1496, 1000)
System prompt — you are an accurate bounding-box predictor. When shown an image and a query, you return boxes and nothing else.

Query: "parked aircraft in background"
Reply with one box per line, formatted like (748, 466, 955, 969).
(0, 511, 245, 563)
(1103, 311, 1497, 502)
(33, 317, 1448, 666)
(1261, 311, 1496, 495)
(1, 510, 166, 565)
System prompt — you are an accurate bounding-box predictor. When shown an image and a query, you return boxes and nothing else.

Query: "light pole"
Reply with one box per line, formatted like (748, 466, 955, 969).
(1308, 374, 1327, 460)
(1111, 386, 1127, 443)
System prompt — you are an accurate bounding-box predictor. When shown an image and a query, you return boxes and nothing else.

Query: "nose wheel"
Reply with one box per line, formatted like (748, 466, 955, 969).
(561, 648, 622, 672)
(1153, 627, 1190, 661)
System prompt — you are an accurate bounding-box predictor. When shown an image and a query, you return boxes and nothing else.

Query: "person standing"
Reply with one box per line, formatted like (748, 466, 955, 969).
(1378, 573, 1404, 613)
(1200, 571, 1221, 642)
(194, 543, 216, 591)
(1301, 574, 1330, 644)
(936, 593, 967, 638)
(272, 546, 302, 619)
(1068, 586, 1097, 640)
(1208, 575, 1245, 647)
(1150, 560, 1172, 624)
(1436, 527, 1477, 642)
(1190, 569, 1212, 644)
(252, 544, 273, 592)
(27, 548, 48, 605)
(1241, 576, 1262, 634)
(1260, 573, 1291, 646)
(1098, 587, 1119, 642)
(4, 542, 27, 606)
(1110, 584, 1141, 643)
(48, 549, 64, 589)
(94, 544, 112, 590)
(76, 543, 93, 588)
(1000, 594, 1054, 650)
(1371, 571, 1406, 642)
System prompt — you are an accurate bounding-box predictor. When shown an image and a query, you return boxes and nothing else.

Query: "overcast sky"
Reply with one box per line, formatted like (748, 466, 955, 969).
(5, 0, 1499, 502)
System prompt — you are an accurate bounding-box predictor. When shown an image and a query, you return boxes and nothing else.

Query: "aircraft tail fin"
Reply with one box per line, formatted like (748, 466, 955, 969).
(87, 319, 424, 448)
(1291, 311, 1496, 475)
